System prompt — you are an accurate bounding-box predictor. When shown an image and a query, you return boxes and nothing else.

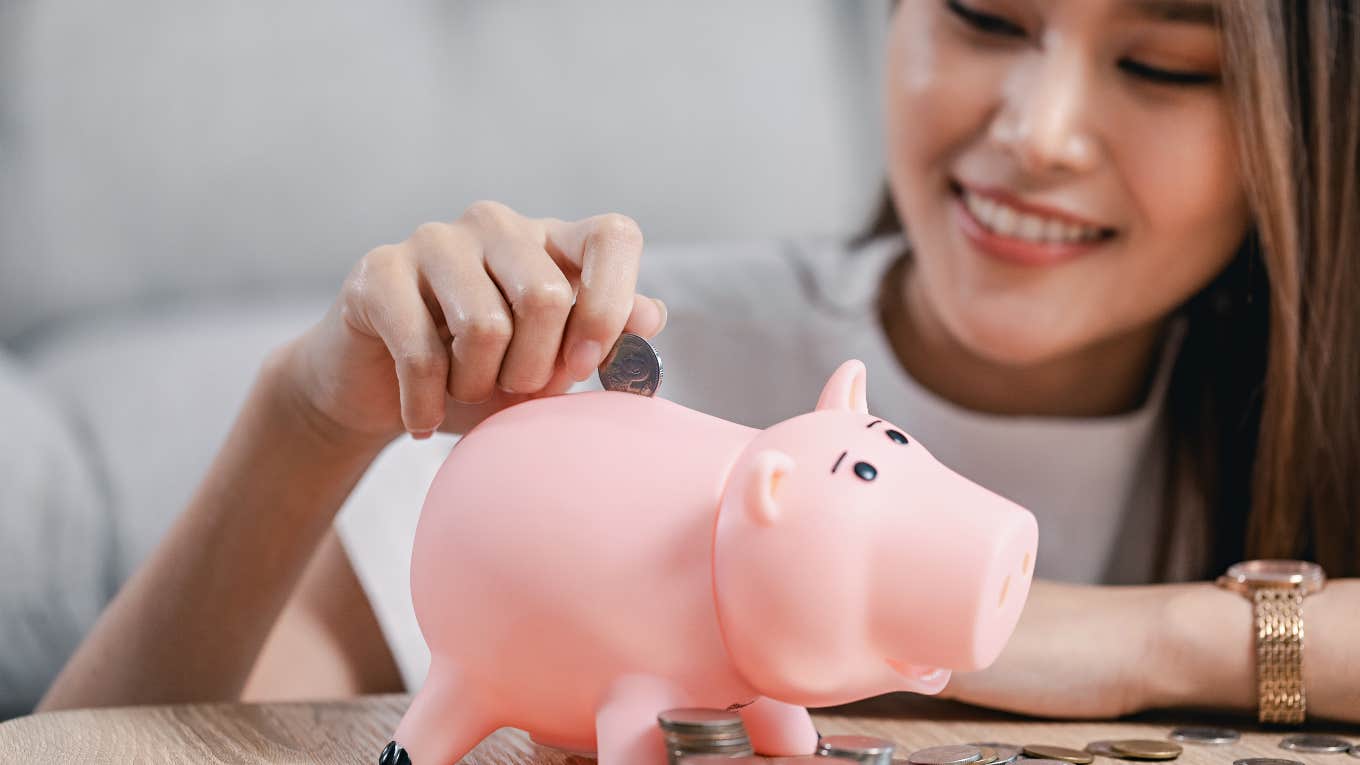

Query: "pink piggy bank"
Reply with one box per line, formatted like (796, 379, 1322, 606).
(379, 360, 1037, 765)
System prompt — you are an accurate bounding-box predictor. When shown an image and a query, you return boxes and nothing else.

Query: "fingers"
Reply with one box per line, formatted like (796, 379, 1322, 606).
(387, 203, 657, 415)
(412, 223, 513, 405)
(623, 293, 668, 339)
(544, 214, 646, 380)
(343, 246, 448, 435)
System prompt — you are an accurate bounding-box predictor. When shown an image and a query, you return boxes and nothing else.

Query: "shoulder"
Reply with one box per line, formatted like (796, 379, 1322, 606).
(638, 234, 905, 322)
(634, 235, 907, 428)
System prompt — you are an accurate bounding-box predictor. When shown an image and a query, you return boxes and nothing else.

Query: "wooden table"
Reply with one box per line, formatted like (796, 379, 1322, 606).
(1, 693, 1355, 764)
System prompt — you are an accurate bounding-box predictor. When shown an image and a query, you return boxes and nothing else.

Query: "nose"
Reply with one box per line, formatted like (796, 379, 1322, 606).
(989, 44, 1099, 176)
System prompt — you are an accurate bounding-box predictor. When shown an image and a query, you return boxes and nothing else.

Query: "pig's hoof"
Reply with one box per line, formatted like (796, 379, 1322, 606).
(378, 740, 412, 765)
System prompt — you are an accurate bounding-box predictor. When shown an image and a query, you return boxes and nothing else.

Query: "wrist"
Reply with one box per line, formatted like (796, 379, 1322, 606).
(261, 338, 394, 459)
(1148, 583, 1255, 712)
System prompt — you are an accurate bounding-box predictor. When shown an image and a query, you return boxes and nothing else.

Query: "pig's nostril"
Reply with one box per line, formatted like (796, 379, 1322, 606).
(998, 575, 1011, 608)
(1022, 552, 1031, 576)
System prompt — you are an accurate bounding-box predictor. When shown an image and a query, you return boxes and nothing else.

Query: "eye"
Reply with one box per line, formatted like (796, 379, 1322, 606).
(886, 429, 909, 445)
(1118, 58, 1219, 87)
(853, 462, 878, 481)
(944, 0, 1027, 39)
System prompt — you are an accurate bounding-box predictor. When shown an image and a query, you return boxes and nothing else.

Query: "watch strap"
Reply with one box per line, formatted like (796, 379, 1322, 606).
(1253, 587, 1307, 724)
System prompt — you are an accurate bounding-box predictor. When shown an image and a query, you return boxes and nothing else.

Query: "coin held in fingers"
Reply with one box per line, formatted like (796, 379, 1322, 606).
(598, 332, 663, 397)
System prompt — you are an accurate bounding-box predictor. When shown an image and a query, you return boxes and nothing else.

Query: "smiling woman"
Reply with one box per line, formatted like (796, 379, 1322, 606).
(867, 0, 1360, 582)
(35, 0, 1360, 746)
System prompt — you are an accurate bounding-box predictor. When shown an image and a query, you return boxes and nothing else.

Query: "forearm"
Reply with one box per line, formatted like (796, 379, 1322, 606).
(1155, 578, 1360, 722)
(39, 343, 387, 711)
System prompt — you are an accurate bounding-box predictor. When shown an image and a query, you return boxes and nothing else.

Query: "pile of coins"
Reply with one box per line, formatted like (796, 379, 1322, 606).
(657, 708, 754, 764)
(657, 706, 1359, 765)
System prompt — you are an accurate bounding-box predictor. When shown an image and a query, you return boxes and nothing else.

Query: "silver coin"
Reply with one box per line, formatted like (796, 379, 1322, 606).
(1279, 734, 1353, 753)
(1234, 760, 1305, 765)
(968, 743, 1021, 764)
(1352, 744, 1360, 759)
(657, 708, 744, 732)
(907, 744, 981, 765)
(598, 332, 663, 397)
(1169, 726, 1239, 745)
(1016, 760, 1074, 765)
(818, 734, 896, 764)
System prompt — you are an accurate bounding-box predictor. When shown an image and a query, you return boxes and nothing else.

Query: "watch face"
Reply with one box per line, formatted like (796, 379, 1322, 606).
(1226, 559, 1326, 590)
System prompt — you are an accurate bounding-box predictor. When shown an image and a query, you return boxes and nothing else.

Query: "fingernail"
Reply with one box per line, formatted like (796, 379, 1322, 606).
(568, 339, 602, 380)
(410, 429, 435, 440)
(651, 297, 668, 330)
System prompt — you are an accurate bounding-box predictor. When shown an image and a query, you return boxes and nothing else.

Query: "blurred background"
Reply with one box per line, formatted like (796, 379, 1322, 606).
(0, 0, 890, 718)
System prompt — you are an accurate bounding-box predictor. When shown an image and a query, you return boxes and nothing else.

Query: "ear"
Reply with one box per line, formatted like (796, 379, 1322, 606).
(742, 450, 796, 527)
(815, 360, 869, 414)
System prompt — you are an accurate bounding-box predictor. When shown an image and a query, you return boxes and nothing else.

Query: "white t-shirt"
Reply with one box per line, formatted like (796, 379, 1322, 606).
(334, 234, 1188, 691)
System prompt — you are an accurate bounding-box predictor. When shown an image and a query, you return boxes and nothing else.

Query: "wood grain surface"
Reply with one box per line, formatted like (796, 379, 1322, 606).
(1, 693, 1355, 764)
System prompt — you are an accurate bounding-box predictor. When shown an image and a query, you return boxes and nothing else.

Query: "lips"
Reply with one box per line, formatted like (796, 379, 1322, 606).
(948, 180, 1117, 267)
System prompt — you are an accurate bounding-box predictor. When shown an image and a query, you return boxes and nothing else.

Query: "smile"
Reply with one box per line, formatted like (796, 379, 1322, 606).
(956, 183, 1113, 243)
(949, 180, 1117, 266)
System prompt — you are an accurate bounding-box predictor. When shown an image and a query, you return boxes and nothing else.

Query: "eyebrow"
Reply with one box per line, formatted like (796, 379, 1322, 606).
(832, 450, 848, 474)
(1128, 0, 1219, 26)
(866, 420, 882, 429)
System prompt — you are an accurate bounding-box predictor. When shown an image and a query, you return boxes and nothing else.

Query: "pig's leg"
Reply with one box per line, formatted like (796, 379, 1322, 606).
(737, 696, 819, 756)
(384, 661, 496, 765)
(594, 674, 690, 765)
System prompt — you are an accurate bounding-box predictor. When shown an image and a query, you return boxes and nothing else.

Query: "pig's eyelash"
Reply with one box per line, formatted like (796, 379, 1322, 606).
(866, 420, 882, 429)
(831, 450, 849, 473)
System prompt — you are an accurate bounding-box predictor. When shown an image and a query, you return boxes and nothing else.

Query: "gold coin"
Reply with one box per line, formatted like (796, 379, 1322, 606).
(1111, 739, 1183, 760)
(1022, 744, 1095, 764)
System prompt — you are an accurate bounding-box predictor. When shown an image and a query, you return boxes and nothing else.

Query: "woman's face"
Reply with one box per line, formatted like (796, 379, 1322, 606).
(885, 0, 1250, 366)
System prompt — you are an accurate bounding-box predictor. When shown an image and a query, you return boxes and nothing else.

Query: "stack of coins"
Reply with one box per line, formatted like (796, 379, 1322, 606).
(817, 734, 897, 764)
(657, 708, 754, 764)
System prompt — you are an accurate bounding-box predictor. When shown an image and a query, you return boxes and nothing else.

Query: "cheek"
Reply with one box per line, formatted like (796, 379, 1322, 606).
(884, 2, 1001, 221)
(1113, 100, 1250, 314)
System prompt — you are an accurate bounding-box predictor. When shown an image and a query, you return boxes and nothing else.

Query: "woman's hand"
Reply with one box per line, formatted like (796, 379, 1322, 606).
(281, 200, 668, 448)
(936, 580, 1169, 718)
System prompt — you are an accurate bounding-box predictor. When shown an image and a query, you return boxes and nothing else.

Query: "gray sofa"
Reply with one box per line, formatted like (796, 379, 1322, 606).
(0, 0, 888, 718)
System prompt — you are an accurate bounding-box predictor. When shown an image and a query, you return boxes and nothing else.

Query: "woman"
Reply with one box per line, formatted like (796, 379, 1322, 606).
(41, 0, 1360, 726)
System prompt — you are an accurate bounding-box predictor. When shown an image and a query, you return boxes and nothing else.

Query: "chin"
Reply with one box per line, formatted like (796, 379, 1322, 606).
(941, 303, 1084, 369)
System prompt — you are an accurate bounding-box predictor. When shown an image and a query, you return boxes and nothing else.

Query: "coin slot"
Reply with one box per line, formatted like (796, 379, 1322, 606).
(1021, 552, 1031, 576)
(998, 575, 1011, 608)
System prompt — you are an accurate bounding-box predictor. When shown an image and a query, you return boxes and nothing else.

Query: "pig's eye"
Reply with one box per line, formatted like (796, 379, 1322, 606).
(853, 461, 878, 481)
(885, 429, 909, 445)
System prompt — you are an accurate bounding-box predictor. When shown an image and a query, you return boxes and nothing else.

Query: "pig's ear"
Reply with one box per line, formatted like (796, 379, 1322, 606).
(742, 450, 796, 527)
(815, 360, 869, 414)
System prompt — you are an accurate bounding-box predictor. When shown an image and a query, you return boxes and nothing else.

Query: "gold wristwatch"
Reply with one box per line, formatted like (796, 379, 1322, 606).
(1216, 559, 1327, 724)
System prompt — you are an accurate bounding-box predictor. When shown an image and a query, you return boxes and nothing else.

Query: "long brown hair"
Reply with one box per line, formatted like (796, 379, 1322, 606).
(861, 1, 1360, 579)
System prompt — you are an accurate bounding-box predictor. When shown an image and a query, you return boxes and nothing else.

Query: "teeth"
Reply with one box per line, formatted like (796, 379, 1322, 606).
(962, 188, 1105, 244)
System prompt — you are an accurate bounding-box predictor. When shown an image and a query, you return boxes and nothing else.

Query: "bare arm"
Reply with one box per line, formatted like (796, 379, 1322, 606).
(938, 578, 1360, 723)
(242, 530, 404, 701)
(38, 348, 388, 710)
(38, 204, 664, 711)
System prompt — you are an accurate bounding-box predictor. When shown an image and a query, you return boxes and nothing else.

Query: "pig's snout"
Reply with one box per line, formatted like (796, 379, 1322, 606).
(872, 471, 1038, 674)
